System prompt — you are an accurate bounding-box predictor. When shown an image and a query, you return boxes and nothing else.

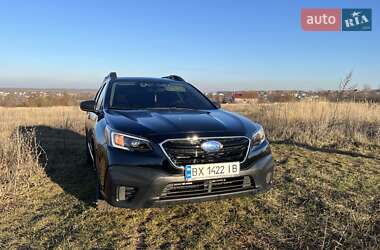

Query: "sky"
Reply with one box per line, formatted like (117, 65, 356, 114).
(0, 0, 379, 91)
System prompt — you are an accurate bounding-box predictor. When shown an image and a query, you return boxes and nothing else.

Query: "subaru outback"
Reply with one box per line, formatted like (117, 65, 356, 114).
(80, 72, 274, 208)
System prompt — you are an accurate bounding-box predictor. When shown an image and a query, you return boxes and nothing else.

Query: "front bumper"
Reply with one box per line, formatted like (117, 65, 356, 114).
(104, 153, 274, 208)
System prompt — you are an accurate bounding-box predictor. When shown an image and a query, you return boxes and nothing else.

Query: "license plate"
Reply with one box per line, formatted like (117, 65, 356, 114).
(185, 162, 240, 181)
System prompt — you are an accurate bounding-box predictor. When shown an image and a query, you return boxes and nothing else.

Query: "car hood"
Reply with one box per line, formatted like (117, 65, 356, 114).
(105, 109, 258, 140)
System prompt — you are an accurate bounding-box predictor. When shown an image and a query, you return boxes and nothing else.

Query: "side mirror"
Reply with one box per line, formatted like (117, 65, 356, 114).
(80, 100, 96, 112)
(213, 101, 221, 109)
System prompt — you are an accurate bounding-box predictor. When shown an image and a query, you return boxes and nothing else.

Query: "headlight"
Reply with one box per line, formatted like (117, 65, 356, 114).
(110, 131, 152, 152)
(251, 127, 266, 147)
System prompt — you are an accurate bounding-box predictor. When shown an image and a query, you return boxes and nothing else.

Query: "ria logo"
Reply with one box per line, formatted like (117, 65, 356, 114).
(201, 140, 223, 153)
(342, 9, 372, 31)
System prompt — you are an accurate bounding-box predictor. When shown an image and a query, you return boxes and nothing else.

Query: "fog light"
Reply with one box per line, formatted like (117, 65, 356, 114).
(266, 172, 273, 184)
(243, 176, 252, 187)
(117, 186, 136, 201)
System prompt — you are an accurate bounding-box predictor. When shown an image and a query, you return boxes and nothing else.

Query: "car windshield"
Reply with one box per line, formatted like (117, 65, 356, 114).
(109, 81, 216, 110)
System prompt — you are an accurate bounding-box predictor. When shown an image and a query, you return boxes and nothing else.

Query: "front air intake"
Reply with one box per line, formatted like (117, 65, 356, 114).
(161, 137, 250, 168)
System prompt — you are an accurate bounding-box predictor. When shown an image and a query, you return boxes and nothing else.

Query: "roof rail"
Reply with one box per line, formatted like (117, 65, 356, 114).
(162, 75, 185, 81)
(104, 72, 117, 81)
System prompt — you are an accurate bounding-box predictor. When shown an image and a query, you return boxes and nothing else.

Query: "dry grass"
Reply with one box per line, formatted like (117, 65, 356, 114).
(0, 107, 83, 202)
(0, 103, 379, 249)
(0, 128, 43, 198)
(224, 102, 380, 153)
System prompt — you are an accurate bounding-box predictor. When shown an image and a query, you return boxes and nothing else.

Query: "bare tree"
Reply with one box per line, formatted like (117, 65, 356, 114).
(336, 71, 353, 102)
(330, 71, 354, 128)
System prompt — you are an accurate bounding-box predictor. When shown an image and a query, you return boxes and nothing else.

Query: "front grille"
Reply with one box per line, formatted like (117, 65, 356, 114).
(160, 176, 254, 200)
(161, 137, 250, 167)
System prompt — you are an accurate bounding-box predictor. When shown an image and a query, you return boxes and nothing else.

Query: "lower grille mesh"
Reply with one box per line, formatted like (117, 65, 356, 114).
(160, 176, 255, 200)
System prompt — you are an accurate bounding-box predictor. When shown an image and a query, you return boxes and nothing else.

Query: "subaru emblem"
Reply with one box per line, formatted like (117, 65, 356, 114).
(201, 140, 223, 153)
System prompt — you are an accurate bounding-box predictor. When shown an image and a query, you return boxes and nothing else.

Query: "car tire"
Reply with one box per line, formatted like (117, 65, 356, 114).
(95, 175, 112, 210)
(85, 130, 93, 164)
(86, 140, 93, 165)
(88, 137, 111, 210)
(95, 175, 104, 201)
(93, 150, 104, 202)
(96, 199, 112, 211)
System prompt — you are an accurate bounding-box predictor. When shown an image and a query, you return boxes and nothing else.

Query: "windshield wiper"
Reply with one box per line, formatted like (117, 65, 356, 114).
(147, 107, 199, 111)
(109, 107, 141, 110)
(110, 107, 210, 112)
(147, 107, 211, 113)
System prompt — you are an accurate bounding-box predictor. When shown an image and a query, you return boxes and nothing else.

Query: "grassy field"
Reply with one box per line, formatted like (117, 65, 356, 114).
(0, 103, 379, 249)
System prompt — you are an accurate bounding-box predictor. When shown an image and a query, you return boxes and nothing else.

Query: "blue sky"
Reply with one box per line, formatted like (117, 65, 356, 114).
(0, 0, 378, 91)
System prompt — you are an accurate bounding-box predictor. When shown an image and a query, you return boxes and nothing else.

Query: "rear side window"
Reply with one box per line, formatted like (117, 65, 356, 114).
(109, 81, 215, 110)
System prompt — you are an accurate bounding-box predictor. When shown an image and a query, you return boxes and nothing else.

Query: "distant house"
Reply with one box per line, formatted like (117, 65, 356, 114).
(206, 92, 235, 103)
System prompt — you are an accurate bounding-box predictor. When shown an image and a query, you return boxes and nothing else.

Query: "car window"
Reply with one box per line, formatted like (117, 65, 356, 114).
(109, 81, 215, 110)
(94, 84, 105, 102)
(96, 83, 107, 110)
